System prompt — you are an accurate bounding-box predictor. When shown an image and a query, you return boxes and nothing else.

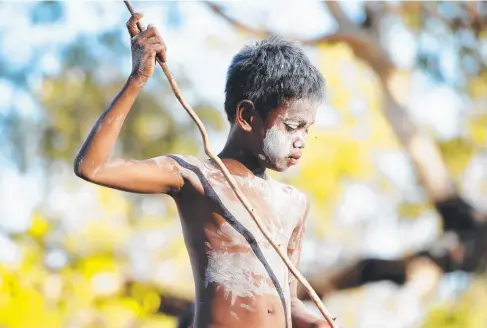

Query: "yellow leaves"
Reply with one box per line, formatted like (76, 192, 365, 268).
(0, 278, 62, 328)
(97, 187, 130, 219)
(305, 43, 400, 208)
(139, 314, 176, 328)
(98, 299, 139, 328)
(292, 128, 375, 204)
(78, 255, 118, 279)
(141, 291, 161, 314)
(317, 43, 382, 112)
(28, 213, 51, 239)
(438, 138, 475, 179)
(62, 270, 96, 308)
(368, 111, 400, 149)
(467, 75, 487, 99)
(18, 241, 45, 278)
(399, 3, 423, 32)
(423, 278, 487, 328)
(129, 282, 153, 303)
(127, 283, 163, 315)
(64, 219, 131, 256)
(316, 42, 401, 149)
(467, 114, 487, 148)
(398, 202, 432, 219)
(120, 297, 142, 316)
(0, 269, 15, 309)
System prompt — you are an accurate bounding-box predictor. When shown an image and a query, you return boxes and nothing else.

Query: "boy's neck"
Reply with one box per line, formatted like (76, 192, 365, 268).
(218, 134, 267, 180)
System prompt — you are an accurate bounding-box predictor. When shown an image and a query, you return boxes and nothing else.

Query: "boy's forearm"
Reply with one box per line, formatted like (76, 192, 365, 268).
(291, 297, 329, 328)
(74, 75, 145, 178)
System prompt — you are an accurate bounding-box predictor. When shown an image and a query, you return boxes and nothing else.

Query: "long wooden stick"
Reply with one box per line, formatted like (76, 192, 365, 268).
(122, 1, 337, 326)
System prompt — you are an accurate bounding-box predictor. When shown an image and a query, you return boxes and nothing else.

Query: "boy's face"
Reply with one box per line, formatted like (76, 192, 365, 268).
(254, 98, 318, 172)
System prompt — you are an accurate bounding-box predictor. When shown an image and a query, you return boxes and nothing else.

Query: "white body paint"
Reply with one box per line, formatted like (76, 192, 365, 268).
(198, 161, 306, 310)
(205, 249, 279, 305)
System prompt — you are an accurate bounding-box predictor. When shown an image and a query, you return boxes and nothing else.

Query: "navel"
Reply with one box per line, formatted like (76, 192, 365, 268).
(267, 302, 276, 314)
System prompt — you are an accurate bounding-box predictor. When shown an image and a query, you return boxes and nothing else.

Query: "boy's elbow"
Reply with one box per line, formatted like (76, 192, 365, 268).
(73, 156, 93, 181)
(74, 163, 87, 180)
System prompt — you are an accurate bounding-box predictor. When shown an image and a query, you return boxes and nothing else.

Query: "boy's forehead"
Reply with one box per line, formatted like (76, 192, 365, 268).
(279, 99, 318, 120)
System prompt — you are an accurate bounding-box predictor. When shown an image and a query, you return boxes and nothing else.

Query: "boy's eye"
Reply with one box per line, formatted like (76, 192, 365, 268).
(285, 123, 298, 131)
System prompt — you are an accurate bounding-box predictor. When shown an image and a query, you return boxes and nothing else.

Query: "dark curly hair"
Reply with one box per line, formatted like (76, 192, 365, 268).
(224, 36, 325, 123)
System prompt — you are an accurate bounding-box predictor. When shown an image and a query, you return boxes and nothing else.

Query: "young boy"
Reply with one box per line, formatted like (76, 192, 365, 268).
(75, 13, 329, 328)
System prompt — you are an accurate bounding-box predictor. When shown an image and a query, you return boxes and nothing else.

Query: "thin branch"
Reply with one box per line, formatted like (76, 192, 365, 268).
(203, 1, 394, 81)
(323, 1, 355, 30)
(203, 2, 273, 38)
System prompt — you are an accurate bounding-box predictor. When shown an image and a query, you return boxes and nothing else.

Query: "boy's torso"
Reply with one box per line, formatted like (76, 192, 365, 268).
(168, 155, 307, 328)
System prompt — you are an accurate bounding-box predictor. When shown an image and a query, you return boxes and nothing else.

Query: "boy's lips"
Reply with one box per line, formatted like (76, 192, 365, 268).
(288, 152, 302, 160)
(287, 153, 302, 165)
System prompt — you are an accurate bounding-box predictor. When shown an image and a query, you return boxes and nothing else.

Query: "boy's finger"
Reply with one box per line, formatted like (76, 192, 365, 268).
(138, 24, 158, 40)
(147, 36, 164, 44)
(153, 26, 167, 53)
(126, 12, 143, 38)
(153, 44, 167, 62)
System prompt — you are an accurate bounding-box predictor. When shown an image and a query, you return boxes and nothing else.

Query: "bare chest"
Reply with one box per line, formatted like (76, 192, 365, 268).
(204, 171, 304, 246)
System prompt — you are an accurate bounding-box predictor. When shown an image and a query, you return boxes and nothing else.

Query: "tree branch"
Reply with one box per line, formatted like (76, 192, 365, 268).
(203, 2, 273, 38)
(298, 220, 487, 300)
(323, 1, 354, 30)
(158, 293, 194, 316)
(203, 1, 394, 82)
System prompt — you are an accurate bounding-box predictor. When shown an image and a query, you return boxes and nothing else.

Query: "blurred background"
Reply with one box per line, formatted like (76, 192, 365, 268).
(0, 1, 487, 327)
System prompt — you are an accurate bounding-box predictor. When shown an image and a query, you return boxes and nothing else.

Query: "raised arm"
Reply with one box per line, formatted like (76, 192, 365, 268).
(289, 197, 331, 328)
(74, 13, 184, 194)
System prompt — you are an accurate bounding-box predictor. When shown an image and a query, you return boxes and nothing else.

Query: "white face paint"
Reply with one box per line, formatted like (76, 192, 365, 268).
(260, 99, 319, 171)
(262, 125, 293, 171)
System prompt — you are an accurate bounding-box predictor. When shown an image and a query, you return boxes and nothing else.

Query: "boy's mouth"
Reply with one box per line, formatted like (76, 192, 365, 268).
(287, 152, 302, 165)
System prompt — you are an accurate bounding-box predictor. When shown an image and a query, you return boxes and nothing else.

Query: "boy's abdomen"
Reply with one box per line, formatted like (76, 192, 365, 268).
(195, 283, 287, 328)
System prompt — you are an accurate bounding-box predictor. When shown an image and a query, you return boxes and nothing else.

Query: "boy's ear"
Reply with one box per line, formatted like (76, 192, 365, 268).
(235, 100, 257, 132)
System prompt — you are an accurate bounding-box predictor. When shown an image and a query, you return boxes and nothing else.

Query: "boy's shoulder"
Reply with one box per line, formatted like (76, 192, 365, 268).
(167, 154, 309, 210)
(165, 154, 215, 172)
(165, 154, 202, 165)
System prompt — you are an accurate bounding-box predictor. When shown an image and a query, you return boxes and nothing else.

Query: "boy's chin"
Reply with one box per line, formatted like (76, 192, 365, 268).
(266, 161, 291, 172)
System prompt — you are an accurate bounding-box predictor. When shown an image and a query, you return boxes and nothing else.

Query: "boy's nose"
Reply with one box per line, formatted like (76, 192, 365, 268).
(293, 138, 305, 149)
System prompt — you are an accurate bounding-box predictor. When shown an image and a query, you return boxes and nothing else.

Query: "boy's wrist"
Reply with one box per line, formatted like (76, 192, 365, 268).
(127, 74, 148, 90)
